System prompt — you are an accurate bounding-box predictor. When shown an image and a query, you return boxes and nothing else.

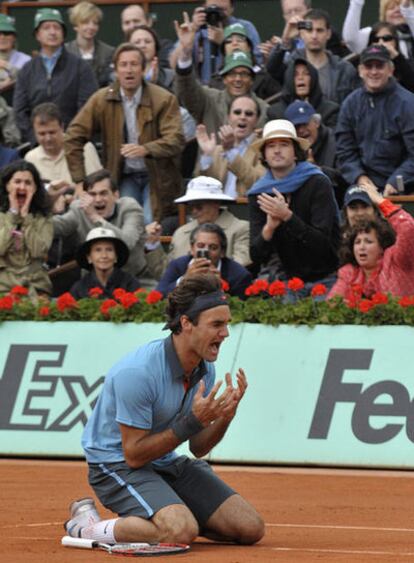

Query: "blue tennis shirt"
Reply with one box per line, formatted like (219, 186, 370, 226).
(82, 336, 216, 467)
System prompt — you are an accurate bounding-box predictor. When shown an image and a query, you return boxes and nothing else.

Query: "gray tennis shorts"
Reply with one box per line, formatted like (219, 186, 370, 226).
(88, 455, 236, 527)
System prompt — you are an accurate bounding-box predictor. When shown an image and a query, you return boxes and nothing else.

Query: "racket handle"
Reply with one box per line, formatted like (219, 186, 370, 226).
(61, 536, 95, 549)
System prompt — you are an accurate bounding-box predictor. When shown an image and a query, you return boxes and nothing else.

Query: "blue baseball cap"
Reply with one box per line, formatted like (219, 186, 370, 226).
(284, 100, 316, 126)
(343, 185, 373, 207)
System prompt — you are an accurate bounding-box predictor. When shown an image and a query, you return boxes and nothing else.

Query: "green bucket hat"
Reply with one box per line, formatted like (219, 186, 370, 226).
(223, 22, 248, 41)
(219, 51, 254, 76)
(33, 8, 66, 33)
(0, 14, 16, 34)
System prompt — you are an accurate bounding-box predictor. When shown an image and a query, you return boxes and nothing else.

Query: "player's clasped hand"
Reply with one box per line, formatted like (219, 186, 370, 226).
(192, 369, 248, 425)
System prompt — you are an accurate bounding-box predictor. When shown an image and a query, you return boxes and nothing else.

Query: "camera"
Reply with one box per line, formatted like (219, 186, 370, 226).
(196, 248, 210, 260)
(202, 5, 226, 27)
(297, 20, 313, 31)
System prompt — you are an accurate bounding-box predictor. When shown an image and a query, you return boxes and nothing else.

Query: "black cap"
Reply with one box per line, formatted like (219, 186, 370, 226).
(343, 185, 372, 207)
(360, 44, 391, 64)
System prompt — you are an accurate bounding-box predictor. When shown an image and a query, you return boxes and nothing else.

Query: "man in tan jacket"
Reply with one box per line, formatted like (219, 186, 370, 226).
(64, 43, 185, 223)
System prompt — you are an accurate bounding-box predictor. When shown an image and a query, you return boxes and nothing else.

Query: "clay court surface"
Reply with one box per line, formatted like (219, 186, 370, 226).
(1, 459, 413, 563)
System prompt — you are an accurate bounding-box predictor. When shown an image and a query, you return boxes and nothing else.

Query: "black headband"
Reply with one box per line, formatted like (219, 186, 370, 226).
(164, 290, 229, 330)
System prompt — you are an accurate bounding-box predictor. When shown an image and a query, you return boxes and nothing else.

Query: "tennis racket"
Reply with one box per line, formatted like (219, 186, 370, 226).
(61, 536, 190, 556)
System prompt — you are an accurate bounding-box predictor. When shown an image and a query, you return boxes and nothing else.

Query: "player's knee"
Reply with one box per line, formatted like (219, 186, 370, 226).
(159, 515, 199, 544)
(235, 514, 265, 545)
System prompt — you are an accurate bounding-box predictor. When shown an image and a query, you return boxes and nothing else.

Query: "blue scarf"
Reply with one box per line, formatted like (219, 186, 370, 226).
(247, 161, 326, 196)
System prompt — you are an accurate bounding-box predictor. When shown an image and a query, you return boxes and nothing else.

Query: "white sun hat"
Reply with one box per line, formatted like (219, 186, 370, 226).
(252, 119, 310, 152)
(174, 176, 235, 204)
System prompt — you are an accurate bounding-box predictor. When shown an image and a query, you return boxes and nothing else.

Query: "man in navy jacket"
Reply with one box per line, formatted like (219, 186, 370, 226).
(336, 44, 414, 195)
(157, 223, 251, 299)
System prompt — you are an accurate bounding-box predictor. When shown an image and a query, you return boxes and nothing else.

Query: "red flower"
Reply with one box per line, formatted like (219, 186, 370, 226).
(371, 292, 388, 305)
(113, 288, 127, 300)
(358, 299, 373, 313)
(311, 283, 327, 298)
(351, 283, 364, 296)
(245, 279, 269, 296)
(221, 279, 230, 292)
(146, 290, 163, 305)
(39, 306, 50, 317)
(89, 287, 104, 298)
(100, 299, 118, 315)
(268, 280, 286, 296)
(56, 292, 78, 312)
(0, 295, 14, 310)
(135, 288, 147, 294)
(287, 277, 305, 292)
(398, 296, 414, 308)
(119, 292, 139, 309)
(10, 285, 29, 296)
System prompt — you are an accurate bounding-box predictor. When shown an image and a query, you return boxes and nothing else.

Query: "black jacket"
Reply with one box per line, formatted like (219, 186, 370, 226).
(249, 174, 339, 282)
(13, 47, 98, 144)
(267, 58, 339, 127)
(70, 268, 140, 300)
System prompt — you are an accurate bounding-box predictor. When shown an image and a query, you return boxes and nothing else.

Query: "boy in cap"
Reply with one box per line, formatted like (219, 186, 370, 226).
(13, 8, 98, 144)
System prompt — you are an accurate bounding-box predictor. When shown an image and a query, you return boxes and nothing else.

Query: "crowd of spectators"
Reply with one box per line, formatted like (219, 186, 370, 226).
(0, 0, 414, 302)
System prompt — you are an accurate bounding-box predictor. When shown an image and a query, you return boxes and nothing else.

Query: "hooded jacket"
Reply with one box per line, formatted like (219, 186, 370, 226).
(267, 58, 339, 127)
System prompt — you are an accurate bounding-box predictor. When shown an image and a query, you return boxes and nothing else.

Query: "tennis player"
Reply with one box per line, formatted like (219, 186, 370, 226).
(64, 274, 264, 546)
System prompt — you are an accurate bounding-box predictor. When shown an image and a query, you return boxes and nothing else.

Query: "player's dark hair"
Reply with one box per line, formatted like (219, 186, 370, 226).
(165, 274, 222, 334)
(83, 169, 118, 193)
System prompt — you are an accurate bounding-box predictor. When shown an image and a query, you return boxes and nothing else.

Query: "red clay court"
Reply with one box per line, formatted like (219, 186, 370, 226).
(1, 459, 413, 562)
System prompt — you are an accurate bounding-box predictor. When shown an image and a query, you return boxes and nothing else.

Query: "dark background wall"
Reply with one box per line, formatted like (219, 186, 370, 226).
(5, 0, 379, 54)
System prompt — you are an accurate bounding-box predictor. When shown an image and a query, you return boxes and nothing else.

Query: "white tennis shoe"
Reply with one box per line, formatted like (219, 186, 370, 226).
(64, 497, 102, 538)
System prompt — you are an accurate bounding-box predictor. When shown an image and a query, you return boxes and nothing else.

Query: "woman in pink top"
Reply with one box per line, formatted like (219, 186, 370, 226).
(329, 185, 414, 299)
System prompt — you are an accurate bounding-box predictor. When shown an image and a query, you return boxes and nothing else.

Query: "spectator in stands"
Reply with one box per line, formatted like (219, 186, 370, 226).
(174, 13, 268, 135)
(195, 94, 265, 197)
(13, 9, 98, 146)
(283, 99, 347, 205)
(65, 43, 184, 224)
(267, 9, 358, 104)
(157, 222, 251, 298)
(267, 57, 339, 127)
(260, 0, 348, 62)
(0, 14, 30, 90)
(52, 169, 151, 282)
(169, 175, 251, 267)
(336, 44, 414, 195)
(329, 183, 414, 299)
(70, 227, 140, 299)
(366, 21, 414, 91)
(248, 119, 339, 298)
(170, 0, 262, 85)
(0, 160, 53, 297)
(120, 4, 173, 69)
(25, 102, 101, 188)
(211, 22, 281, 100)
(66, 1, 114, 88)
(0, 95, 20, 147)
(343, 0, 414, 58)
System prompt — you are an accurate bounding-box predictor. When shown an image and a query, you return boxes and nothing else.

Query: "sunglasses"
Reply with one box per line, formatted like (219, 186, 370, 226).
(232, 109, 256, 117)
(373, 34, 395, 42)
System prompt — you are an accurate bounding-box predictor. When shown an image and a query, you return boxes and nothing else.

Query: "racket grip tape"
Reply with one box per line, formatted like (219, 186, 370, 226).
(61, 536, 95, 549)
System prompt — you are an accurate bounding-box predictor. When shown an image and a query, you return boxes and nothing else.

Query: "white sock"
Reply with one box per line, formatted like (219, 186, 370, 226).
(81, 518, 118, 543)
